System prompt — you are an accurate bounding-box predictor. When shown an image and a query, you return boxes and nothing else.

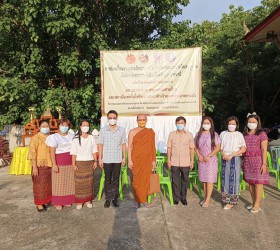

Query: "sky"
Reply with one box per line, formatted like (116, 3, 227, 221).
(174, 0, 263, 24)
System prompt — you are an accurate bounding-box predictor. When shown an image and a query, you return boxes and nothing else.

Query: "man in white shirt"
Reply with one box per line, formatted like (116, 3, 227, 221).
(98, 110, 126, 208)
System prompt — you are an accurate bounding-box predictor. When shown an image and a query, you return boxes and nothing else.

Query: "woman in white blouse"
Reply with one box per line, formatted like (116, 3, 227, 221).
(70, 120, 98, 210)
(220, 116, 246, 210)
(46, 119, 75, 210)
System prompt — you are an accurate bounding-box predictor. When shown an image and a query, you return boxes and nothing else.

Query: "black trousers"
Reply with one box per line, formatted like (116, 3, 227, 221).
(171, 166, 190, 202)
(103, 163, 121, 201)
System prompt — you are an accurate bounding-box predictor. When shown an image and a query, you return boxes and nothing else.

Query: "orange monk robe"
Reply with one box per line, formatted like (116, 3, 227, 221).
(132, 128, 156, 204)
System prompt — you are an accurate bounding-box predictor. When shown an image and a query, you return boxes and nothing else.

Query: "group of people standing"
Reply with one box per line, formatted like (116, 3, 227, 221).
(173, 113, 268, 213)
(28, 110, 269, 214)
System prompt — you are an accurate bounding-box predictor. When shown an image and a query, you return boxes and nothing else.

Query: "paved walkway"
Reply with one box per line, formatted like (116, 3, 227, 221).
(0, 167, 279, 250)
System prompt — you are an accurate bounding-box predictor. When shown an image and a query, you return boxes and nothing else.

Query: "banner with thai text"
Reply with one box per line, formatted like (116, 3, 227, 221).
(101, 48, 202, 116)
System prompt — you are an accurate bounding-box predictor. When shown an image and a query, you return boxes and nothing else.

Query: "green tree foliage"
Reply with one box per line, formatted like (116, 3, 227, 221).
(200, 1, 280, 129)
(142, 0, 280, 129)
(0, 0, 189, 129)
(1, 0, 279, 131)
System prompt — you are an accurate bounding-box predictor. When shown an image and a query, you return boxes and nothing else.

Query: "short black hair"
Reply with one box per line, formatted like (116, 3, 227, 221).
(107, 110, 118, 118)
(226, 116, 239, 131)
(39, 120, 49, 127)
(175, 116, 186, 123)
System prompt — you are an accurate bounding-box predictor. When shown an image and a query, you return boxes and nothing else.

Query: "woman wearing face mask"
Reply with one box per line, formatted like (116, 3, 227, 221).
(243, 113, 269, 213)
(27, 120, 52, 212)
(194, 116, 221, 208)
(220, 116, 246, 210)
(46, 119, 75, 210)
(70, 120, 98, 209)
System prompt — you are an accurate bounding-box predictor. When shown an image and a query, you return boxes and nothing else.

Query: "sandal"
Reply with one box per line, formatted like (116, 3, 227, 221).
(223, 204, 234, 210)
(86, 202, 93, 208)
(202, 202, 210, 208)
(142, 203, 153, 208)
(251, 207, 261, 214)
(131, 202, 140, 209)
(36, 206, 46, 212)
(199, 199, 205, 205)
(55, 205, 62, 210)
(76, 204, 83, 210)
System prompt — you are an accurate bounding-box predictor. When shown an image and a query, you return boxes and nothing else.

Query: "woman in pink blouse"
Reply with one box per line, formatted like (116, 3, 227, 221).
(195, 116, 221, 208)
(243, 113, 269, 214)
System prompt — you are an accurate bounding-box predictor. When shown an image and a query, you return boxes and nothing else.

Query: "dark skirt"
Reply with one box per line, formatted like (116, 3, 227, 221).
(75, 161, 94, 203)
(32, 166, 52, 205)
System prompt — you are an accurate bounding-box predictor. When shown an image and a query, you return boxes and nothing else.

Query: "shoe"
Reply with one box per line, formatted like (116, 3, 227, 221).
(36, 206, 46, 212)
(181, 199, 188, 206)
(76, 204, 83, 210)
(43, 203, 52, 208)
(86, 202, 93, 208)
(112, 199, 119, 207)
(174, 201, 179, 205)
(246, 205, 253, 210)
(251, 207, 261, 214)
(104, 200, 110, 208)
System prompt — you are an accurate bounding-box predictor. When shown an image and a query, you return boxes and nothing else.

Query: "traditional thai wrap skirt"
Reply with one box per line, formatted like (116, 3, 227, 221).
(221, 156, 241, 205)
(32, 166, 52, 205)
(75, 160, 94, 203)
(52, 152, 75, 206)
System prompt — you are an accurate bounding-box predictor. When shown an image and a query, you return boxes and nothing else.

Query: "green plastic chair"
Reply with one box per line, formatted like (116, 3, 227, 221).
(189, 154, 202, 198)
(240, 171, 246, 191)
(267, 151, 280, 190)
(239, 166, 265, 199)
(278, 156, 280, 187)
(217, 152, 222, 191)
(148, 156, 174, 205)
(97, 163, 129, 201)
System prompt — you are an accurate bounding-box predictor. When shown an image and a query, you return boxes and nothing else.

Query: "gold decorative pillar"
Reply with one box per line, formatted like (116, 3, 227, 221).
(56, 106, 63, 119)
(28, 107, 36, 121)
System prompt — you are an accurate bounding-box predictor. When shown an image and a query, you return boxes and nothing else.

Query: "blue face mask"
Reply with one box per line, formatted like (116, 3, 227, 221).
(176, 124, 185, 131)
(59, 126, 69, 133)
(40, 127, 50, 134)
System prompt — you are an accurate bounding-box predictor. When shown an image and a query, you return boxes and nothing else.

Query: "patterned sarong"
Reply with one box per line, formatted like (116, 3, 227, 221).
(52, 152, 75, 206)
(75, 161, 94, 203)
(221, 156, 241, 205)
(32, 166, 52, 205)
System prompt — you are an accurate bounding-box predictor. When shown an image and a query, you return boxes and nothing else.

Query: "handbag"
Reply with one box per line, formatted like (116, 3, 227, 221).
(148, 170, 160, 195)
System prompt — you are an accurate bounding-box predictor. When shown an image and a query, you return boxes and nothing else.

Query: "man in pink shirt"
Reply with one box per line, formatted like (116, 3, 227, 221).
(167, 116, 195, 205)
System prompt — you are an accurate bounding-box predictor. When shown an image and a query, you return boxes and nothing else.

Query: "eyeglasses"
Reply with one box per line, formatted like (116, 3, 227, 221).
(137, 119, 147, 121)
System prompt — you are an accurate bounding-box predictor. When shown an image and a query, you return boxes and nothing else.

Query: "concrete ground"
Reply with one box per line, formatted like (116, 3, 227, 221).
(0, 166, 279, 250)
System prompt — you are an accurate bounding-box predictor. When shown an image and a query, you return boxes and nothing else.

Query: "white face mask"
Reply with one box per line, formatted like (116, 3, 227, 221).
(108, 118, 117, 125)
(247, 122, 257, 130)
(202, 124, 211, 131)
(228, 125, 236, 132)
(81, 126, 89, 133)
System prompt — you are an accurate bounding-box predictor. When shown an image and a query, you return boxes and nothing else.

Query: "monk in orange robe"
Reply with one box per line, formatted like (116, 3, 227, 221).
(128, 114, 156, 208)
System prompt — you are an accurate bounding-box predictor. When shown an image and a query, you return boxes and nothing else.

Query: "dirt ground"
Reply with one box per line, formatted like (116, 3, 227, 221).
(0, 166, 279, 250)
